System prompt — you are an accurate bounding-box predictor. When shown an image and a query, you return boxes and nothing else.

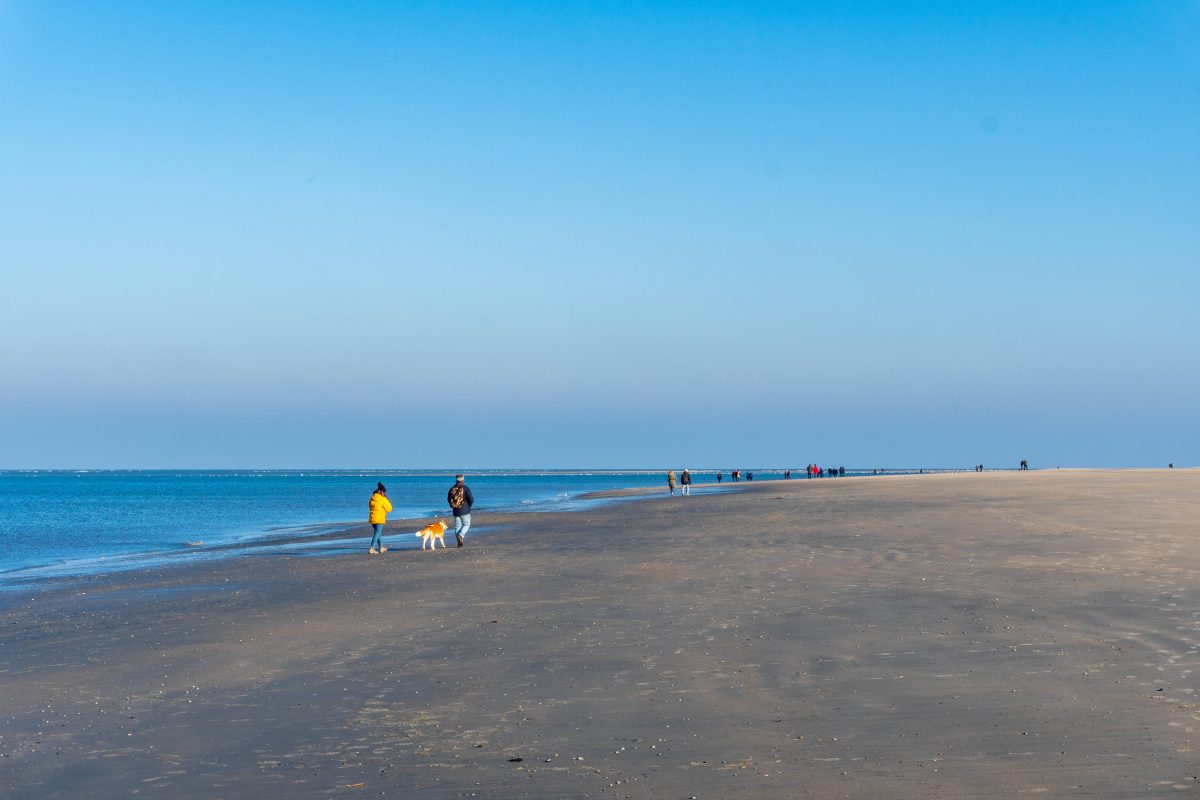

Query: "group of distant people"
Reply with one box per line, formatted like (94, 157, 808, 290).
(366, 474, 474, 555)
(973, 460, 1030, 473)
(673, 460, 1049, 487)
(673, 468, 769, 493)
(802, 464, 844, 478)
(674, 464, 857, 492)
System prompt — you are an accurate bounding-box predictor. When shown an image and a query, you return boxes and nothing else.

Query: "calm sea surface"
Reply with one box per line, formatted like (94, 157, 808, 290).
(0, 469, 752, 584)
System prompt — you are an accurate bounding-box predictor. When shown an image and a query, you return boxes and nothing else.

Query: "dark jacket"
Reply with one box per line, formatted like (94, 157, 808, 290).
(680, 471, 692, 485)
(447, 482, 474, 517)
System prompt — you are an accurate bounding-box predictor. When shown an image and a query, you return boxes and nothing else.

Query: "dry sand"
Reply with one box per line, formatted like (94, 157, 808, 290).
(2, 469, 1199, 798)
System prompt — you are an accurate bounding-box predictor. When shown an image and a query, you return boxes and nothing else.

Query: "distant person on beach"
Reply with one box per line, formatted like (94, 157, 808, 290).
(839, 466, 845, 477)
(681, 469, 692, 495)
(447, 474, 474, 547)
(716, 471, 723, 483)
(747, 472, 754, 481)
(667, 470, 677, 496)
(368, 482, 392, 555)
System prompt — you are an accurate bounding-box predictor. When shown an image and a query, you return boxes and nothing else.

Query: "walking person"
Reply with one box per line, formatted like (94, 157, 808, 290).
(447, 474, 474, 547)
(667, 469, 677, 496)
(716, 471, 723, 484)
(680, 469, 692, 496)
(368, 482, 392, 555)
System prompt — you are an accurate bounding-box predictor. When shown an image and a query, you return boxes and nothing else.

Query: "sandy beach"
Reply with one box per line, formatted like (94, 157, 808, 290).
(2, 469, 1199, 798)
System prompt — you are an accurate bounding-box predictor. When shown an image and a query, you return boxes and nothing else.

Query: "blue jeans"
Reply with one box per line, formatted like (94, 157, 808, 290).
(370, 523, 384, 550)
(455, 514, 471, 542)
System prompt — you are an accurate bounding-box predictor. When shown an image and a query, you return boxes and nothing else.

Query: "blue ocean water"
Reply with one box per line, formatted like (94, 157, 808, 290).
(0, 469, 746, 584)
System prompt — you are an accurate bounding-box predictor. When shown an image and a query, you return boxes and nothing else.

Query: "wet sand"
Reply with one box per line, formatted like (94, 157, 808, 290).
(3, 469, 1199, 798)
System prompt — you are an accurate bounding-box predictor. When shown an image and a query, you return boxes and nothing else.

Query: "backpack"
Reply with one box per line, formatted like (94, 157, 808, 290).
(449, 485, 466, 510)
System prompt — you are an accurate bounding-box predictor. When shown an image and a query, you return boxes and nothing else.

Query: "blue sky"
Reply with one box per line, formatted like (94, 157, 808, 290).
(1, 1, 1197, 468)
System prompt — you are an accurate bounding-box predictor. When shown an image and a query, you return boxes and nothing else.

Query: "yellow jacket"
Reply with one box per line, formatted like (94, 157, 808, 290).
(369, 492, 393, 524)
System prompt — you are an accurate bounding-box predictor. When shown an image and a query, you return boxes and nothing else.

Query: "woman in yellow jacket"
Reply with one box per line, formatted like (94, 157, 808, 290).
(368, 483, 393, 555)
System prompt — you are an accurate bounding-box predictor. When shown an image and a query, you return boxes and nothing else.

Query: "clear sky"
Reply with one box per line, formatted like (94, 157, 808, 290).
(1, 1, 1197, 469)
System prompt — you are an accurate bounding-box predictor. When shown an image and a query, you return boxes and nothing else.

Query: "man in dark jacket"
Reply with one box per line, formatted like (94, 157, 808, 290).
(447, 474, 475, 547)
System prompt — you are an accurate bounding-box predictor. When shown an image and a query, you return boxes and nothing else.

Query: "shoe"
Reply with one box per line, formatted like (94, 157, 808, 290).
(456, 534, 465, 547)
(379, 546, 388, 553)
(368, 548, 379, 555)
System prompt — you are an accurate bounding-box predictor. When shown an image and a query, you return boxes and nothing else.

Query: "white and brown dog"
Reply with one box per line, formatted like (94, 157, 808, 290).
(414, 519, 449, 550)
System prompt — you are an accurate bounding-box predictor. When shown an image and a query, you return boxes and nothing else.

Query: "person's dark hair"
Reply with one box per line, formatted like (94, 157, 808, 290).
(376, 482, 387, 493)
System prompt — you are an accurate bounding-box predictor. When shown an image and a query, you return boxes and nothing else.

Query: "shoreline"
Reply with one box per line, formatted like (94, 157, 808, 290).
(0, 470, 1007, 591)
(1, 466, 1075, 589)
(0, 475, 689, 590)
(0, 484, 699, 596)
(3, 466, 1187, 594)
